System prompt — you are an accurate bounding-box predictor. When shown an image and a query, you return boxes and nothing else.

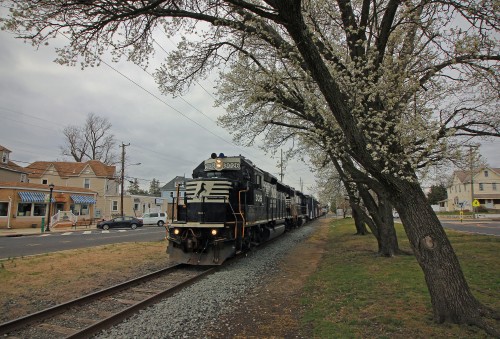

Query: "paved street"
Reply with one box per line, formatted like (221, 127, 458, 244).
(0, 226, 167, 260)
(441, 220, 500, 236)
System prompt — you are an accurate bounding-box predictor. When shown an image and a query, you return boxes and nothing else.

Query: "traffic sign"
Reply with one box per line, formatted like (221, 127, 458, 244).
(472, 199, 480, 207)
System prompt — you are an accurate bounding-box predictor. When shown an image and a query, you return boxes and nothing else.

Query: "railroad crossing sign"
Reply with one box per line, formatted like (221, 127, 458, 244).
(472, 199, 480, 207)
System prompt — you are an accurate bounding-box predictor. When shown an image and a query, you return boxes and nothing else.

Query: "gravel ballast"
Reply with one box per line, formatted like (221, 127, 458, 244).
(95, 224, 317, 338)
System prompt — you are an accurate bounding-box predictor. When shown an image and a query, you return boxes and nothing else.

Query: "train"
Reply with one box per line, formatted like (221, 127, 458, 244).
(166, 153, 323, 265)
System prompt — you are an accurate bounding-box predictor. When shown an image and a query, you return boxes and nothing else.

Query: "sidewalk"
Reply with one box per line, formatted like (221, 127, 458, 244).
(0, 225, 96, 237)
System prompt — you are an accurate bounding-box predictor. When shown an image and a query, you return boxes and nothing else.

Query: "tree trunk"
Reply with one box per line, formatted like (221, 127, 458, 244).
(351, 206, 369, 235)
(390, 179, 495, 329)
(357, 184, 401, 256)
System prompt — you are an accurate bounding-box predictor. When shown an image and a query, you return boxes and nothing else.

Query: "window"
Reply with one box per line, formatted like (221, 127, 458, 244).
(0, 202, 8, 216)
(84, 178, 90, 189)
(255, 174, 262, 188)
(1, 153, 7, 163)
(479, 183, 484, 191)
(134, 203, 139, 211)
(17, 203, 32, 216)
(42, 179, 48, 185)
(484, 170, 489, 177)
(33, 203, 47, 216)
(112, 201, 118, 211)
(493, 183, 497, 191)
(20, 174, 27, 182)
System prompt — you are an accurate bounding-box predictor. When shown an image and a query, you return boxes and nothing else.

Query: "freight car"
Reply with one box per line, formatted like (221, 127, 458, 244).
(166, 153, 321, 265)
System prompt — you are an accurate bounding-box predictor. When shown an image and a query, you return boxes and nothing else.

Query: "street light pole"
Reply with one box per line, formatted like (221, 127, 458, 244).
(45, 183, 54, 232)
(120, 143, 130, 217)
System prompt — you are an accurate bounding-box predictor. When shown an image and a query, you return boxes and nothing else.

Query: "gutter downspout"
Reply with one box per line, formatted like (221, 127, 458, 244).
(7, 196, 12, 229)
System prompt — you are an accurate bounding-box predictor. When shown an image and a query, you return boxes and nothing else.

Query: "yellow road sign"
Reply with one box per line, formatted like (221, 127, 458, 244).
(472, 199, 480, 207)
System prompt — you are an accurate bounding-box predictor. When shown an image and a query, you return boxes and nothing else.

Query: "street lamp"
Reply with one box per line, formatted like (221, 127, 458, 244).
(121, 162, 141, 217)
(45, 183, 55, 232)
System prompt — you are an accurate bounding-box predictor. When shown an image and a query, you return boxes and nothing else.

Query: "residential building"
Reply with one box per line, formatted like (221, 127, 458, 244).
(0, 145, 28, 182)
(160, 176, 186, 203)
(98, 194, 168, 220)
(446, 167, 500, 211)
(25, 160, 118, 219)
(160, 176, 187, 220)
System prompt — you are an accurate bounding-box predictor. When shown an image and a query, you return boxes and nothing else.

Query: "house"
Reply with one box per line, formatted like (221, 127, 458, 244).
(160, 176, 186, 203)
(0, 145, 28, 183)
(0, 182, 97, 229)
(25, 160, 119, 219)
(97, 193, 168, 220)
(446, 167, 500, 211)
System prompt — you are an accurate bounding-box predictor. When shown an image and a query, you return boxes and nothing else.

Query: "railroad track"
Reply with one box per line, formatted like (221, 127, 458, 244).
(0, 264, 215, 339)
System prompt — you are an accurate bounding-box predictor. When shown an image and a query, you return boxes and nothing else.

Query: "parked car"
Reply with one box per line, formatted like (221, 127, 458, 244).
(97, 216, 143, 230)
(139, 212, 168, 227)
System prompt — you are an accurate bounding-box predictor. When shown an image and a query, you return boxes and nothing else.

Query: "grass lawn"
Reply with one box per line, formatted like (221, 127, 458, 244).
(301, 218, 499, 338)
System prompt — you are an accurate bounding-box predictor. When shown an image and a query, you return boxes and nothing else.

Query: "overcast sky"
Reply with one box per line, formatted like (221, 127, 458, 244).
(0, 27, 498, 195)
(0, 29, 319, 194)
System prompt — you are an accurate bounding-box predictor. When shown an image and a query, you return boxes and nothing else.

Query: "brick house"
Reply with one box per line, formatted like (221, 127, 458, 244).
(0, 182, 96, 229)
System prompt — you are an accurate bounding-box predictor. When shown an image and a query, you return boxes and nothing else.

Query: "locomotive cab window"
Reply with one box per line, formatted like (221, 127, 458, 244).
(254, 174, 262, 188)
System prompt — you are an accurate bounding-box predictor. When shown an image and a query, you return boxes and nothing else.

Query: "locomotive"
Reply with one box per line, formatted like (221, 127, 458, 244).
(166, 153, 322, 265)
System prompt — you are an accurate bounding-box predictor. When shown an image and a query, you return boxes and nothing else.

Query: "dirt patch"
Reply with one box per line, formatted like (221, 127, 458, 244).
(0, 241, 168, 323)
(204, 218, 331, 338)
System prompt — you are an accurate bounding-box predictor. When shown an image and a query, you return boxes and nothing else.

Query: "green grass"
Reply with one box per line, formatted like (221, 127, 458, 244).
(300, 218, 499, 338)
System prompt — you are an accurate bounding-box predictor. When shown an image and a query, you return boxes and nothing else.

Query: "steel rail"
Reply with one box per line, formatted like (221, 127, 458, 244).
(0, 263, 214, 337)
(67, 266, 216, 339)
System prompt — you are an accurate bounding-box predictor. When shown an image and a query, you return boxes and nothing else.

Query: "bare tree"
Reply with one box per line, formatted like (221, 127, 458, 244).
(60, 113, 117, 164)
(2, 1, 498, 333)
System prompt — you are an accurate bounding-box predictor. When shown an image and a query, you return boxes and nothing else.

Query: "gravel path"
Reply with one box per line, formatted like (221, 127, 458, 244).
(95, 224, 317, 339)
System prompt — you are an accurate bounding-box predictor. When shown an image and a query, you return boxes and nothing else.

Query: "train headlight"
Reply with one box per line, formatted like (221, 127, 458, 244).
(173, 229, 180, 235)
(211, 229, 217, 236)
(215, 158, 223, 170)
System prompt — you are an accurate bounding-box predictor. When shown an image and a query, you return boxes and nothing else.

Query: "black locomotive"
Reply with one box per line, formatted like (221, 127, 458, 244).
(166, 153, 322, 265)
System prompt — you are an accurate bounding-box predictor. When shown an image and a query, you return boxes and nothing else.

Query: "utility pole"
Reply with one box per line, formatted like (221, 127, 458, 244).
(467, 145, 479, 219)
(120, 142, 130, 217)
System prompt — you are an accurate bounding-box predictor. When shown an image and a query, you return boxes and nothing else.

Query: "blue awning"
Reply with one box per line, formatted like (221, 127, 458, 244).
(18, 192, 55, 203)
(71, 195, 96, 204)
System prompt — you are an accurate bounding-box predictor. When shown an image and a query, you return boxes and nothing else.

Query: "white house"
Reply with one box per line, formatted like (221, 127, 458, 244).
(446, 167, 500, 211)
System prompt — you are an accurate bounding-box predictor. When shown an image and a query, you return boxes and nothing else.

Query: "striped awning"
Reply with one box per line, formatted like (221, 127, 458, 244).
(71, 195, 96, 204)
(18, 192, 55, 203)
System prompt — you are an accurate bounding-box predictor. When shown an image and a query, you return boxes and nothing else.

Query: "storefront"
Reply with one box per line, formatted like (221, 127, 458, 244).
(0, 182, 97, 229)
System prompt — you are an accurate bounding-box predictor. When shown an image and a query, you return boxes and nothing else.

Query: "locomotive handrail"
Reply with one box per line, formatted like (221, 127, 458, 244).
(236, 187, 249, 250)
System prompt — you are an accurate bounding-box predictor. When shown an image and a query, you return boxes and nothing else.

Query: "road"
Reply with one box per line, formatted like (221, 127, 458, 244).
(0, 226, 167, 260)
(441, 220, 500, 236)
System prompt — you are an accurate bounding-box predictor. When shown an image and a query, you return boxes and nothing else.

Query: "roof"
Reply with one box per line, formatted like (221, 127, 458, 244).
(0, 160, 28, 174)
(25, 160, 116, 179)
(0, 145, 12, 152)
(0, 181, 97, 194)
(160, 176, 186, 190)
(453, 167, 500, 184)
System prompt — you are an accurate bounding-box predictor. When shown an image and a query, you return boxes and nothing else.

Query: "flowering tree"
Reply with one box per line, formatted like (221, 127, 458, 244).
(1, 0, 498, 333)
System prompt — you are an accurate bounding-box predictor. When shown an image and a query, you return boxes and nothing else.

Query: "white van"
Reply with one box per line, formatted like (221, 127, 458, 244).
(139, 212, 168, 226)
